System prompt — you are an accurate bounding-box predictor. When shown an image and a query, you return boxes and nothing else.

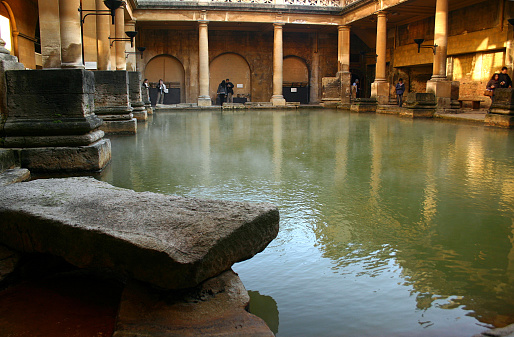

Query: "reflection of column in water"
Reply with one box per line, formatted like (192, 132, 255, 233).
(334, 117, 349, 186)
(509, 219, 514, 286)
(247, 290, 279, 335)
(421, 138, 438, 225)
(369, 121, 382, 205)
(272, 112, 284, 181)
(200, 113, 211, 185)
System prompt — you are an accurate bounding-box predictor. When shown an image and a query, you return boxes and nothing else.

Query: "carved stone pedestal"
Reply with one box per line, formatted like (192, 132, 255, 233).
(350, 98, 377, 113)
(3, 69, 111, 172)
(401, 93, 437, 118)
(426, 79, 451, 109)
(371, 81, 390, 105)
(94, 71, 136, 134)
(485, 88, 514, 128)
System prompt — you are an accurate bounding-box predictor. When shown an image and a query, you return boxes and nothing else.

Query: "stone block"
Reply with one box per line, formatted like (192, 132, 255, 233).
(0, 168, 30, 186)
(18, 139, 111, 172)
(128, 71, 142, 103)
(4, 130, 105, 148)
(0, 149, 18, 172)
(426, 79, 452, 108)
(100, 118, 137, 135)
(5, 69, 96, 122)
(113, 270, 274, 336)
(402, 92, 436, 118)
(350, 98, 377, 113)
(94, 71, 131, 108)
(371, 81, 390, 105)
(488, 88, 514, 115)
(0, 177, 280, 290)
(484, 113, 514, 128)
(321, 76, 340, 101)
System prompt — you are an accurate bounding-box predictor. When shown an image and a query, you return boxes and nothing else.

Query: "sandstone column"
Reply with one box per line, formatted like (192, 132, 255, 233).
(426, 0, 452, 108)
(38, 0, 61, 69)
(198, 20, 211, 106)
(271, 22, 286, 106)
(59, 0, 84, 68)
(115, 6, 126, 70)
(125, 20, 136, 71)
(338, 25, 351, 106)
(96, 0, 111, 70)
(370, 12, 389, 104)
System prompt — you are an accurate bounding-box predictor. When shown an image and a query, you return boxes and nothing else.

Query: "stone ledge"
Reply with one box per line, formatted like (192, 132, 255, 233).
(0, 177, 279, 290)
(0, 168, 30, 186)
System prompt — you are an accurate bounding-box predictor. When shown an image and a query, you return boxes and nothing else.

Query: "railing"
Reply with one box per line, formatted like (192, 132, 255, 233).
(137, 0, 364, 8)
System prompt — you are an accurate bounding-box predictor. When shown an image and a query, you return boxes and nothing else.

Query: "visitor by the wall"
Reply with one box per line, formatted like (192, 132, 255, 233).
(351, 79, 359, 99)
(157, 79, 167, 105)
(226, 79, 234, 103)
(498, 67, 512, 88)
(486, 73, 500, 101)
(395, 78, 405, 107)
(217, 80, 227, 105)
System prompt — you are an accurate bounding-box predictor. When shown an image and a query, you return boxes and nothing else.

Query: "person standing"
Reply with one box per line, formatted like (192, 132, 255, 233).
(157, 79, 167, 105)
(395, 78, 405, 107)
(217, 80, 227, 105)
(226, 79, 234, 103)
(351, 79, 359, 99)
(498, 67, 512, 88)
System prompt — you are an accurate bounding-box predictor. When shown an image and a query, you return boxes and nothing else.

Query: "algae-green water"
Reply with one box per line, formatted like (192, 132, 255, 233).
(100, 109, 514, 337)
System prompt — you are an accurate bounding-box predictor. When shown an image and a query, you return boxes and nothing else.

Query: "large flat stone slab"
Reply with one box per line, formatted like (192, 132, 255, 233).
(0, 177, 279, 289)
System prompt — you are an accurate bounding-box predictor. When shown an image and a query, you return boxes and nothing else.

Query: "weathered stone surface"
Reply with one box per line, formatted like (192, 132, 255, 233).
(401, 92, 437, 118)
(18, 139, 111, 172)
(0, 168, 30, 186)
(128, 71, 143, 103)
(350, 98, 377, 112)
(4, 130, 105, 148)
(472, 323, 514, 337)
(0, 149, 17, 172)
(485, 113, 514, 128)
(489, 88, 514, 115)
(114, 270, 274, 337)
(0, 177, 279, 289)
(94, 71, 131, 109)
(0, 244, 19, 284)
(100, 119, 138, 135)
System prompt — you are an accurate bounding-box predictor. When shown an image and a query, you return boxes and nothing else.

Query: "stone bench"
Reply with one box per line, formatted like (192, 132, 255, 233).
(458, 99, 484, 110)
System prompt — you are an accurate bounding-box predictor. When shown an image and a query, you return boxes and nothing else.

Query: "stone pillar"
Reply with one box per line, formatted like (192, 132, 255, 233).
(271, 23, 286, 106)
(125, 21, 136, 71)
(426, 0, 452, 109)
(94, 71, 136, 134)
(59, 0, 84, 68)
(110, 22, 116, 68)
(198, 20, 211, 106)
(128, 71, 148, 121)
(96, 0, 111, 70)
(0, 30, 24, 130)
(115, 6, 126, 70)
(370, 12, 389, 105)
(338, 25, 351, 106)
(38, 0, 61, 69)
(2, 69, 111, 172)
(485, 88, 514, 128)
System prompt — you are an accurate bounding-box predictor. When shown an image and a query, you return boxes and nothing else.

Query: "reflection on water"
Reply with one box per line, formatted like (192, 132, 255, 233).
(248, 290, 279, 334)
(100, 110, 514, 336)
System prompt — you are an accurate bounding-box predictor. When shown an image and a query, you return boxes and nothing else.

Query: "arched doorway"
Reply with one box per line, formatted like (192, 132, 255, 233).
(283, 56, 309, 104)
(144, 55, 185, 105)
(210, 53, 251, 105)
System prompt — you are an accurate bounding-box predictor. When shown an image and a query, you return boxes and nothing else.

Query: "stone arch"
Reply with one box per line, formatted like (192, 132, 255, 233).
(144, 54, 185, 104)
(283, 56, 309, 104)
(210, 53, 251, 104)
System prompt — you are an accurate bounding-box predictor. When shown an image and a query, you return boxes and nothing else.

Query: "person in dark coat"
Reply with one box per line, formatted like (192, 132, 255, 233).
(486, 73, 500, 101)
(498, 67, 512, 88)
(217, 80, 227, 105)
(226, 79, 234, 103)
(395, 78, 405, 107)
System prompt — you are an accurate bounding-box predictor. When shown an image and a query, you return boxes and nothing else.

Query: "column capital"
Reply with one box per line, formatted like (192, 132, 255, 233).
(273, 22, 285, 27)
(198, 20, 209, 26)
(338, 25, 351, 31)
(376, 11, 387, 19)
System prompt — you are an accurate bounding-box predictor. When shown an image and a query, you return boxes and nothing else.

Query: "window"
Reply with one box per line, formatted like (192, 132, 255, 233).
(0, 15, 11, 51)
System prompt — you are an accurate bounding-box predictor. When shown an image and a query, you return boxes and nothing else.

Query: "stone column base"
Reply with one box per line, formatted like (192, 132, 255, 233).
(271, 95, 286, 106)
(100, 118, 137, 135)
(198, 96, 212, 107)
(485, 113, 514, 128)
(402, 92, 436, 118)
(131, 102, 148, 122)
(426, 79, 452, 109)
(350, 98, 377, 112)
(145, 104, 153, 115)
(18, 139, 111, 172)
(320, 98, 341, 107)
(370, 81, 390, 105)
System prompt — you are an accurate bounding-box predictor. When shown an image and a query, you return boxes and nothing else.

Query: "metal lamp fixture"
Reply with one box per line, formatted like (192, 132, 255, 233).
(109, 31, 138, 48)
(125, 47, 146, 59)
(414, 39, 438, 55)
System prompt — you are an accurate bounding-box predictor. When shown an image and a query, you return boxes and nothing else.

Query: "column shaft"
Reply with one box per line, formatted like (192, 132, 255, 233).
(96, 0, 110, 70)
(39, 0, 61, 68)
(338, 26, 350, 73)
(115, 6, 126, 70)
(125, 20, 136, 71)
(271, 23, 286, 106)
(375, 12, 387, 81)
(59, 0, 83, 68)
(432, 0, 448, 79)
(198, 20, 211, 106)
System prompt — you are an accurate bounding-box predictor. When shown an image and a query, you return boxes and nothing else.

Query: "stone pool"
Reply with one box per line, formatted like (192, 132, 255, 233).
(99, 109, 514, 337)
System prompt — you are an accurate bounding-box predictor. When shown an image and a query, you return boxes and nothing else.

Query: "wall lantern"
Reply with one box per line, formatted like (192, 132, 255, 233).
(109, 31, 138, 48)
(125, 47, 146, 59)
(414, 38, 438, 55)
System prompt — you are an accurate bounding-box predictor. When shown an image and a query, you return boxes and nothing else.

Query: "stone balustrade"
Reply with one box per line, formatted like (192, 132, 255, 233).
(136, 0, 362, 8)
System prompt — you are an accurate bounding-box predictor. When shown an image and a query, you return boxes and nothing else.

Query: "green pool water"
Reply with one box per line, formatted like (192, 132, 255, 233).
(99, 109, 514, 337)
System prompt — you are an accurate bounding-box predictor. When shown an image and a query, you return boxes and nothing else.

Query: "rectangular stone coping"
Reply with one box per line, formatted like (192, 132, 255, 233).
(0, 177, 279, 289)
